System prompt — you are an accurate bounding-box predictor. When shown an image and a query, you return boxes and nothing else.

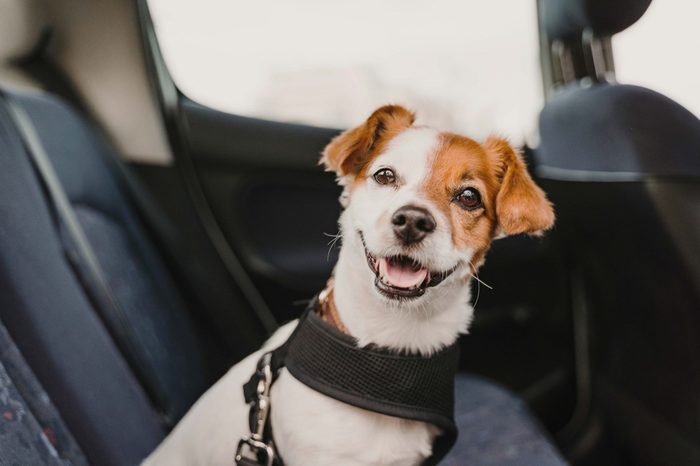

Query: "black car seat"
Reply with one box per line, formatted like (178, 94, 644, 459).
(0, 91, 174, 466)
(537, 0, 700, 464)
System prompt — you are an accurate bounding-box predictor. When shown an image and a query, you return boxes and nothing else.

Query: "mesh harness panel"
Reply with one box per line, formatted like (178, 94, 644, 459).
(240, 298, 460, 466)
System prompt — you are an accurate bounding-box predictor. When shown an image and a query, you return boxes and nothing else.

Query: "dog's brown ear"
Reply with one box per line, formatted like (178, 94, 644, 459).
(485, 136, 555, 237)
(321, 105, 415, 176)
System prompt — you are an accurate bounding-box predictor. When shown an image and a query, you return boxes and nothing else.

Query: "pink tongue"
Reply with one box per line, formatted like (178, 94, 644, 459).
(379, 258, 428, 289)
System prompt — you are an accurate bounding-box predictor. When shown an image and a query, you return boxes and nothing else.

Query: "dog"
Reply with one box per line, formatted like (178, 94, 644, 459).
(143, 104, 554, 466)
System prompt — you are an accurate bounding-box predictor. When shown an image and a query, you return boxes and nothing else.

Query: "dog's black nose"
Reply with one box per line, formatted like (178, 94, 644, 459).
(392, 206, 436, 245)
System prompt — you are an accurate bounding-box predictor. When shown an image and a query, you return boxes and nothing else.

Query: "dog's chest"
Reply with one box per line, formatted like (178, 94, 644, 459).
(270, 370, 440, 466)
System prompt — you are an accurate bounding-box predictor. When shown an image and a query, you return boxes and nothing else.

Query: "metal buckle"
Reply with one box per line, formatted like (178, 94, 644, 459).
(235, 353, 276, 465)
(235, 436, 275, 466)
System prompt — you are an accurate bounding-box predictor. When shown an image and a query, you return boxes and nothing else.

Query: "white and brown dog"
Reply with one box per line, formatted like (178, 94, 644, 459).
(144, 105, 554, 466)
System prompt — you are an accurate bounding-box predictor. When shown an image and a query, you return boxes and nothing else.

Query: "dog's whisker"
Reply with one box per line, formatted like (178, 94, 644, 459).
(467, 260, 493, 290)
(324, 232, 342, 246)
(472, 275, 482, 310)
(324, 231, 343, 261)
(470, 273, 493, 290)
(466, 260, 491, 312)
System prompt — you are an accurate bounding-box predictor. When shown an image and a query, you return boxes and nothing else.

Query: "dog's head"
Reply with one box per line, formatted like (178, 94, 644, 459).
(322, 105, 554, 304)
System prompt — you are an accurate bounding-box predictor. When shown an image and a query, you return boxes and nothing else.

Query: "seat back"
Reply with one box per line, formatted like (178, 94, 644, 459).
(536, 1, 700, 463)
(0, 95, 168, 465)
(7, 88, 220, 423)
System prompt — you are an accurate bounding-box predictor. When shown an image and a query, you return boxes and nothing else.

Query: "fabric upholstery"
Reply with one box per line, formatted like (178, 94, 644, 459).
(541, 0, 652, 40)
(0, 96, 166, 466)
(0, 355, 68, 466)
(443, 375, 567, 466)
(537, 83, 700, 179)
(7, 89, 216, 424)
(0, 316, 88, 466)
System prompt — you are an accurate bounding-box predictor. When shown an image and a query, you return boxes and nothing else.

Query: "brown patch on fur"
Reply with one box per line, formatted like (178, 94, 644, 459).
(421, 134, 555, 269)
(320, 105, 415, 177)
(483, 136, 555, 236)
(422, 133, 500, 268)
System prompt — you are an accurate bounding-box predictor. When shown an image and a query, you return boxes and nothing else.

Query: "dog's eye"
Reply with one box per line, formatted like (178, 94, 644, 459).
(373, 168, 396, 186)
(455, 187, 482, 211)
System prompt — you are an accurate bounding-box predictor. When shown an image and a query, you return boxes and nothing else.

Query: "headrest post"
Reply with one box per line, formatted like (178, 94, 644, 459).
(551, 40, 577, 87)
(582, 30, 616, 84)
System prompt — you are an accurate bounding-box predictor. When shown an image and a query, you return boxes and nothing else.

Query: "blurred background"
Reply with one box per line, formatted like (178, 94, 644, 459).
(148, 0, 700, 145)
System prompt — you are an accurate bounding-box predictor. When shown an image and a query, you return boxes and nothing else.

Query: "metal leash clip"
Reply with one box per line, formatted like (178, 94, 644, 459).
(235, 352, 277, 466)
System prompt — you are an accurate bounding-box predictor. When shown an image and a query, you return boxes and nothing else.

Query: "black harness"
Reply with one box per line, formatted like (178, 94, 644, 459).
(235, 298, 460, 466)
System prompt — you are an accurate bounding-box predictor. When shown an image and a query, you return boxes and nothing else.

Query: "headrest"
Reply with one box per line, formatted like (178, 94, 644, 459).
(0, 0, 49, 63)
(536, 83, 700, 180)
(541, 0, 653, 40)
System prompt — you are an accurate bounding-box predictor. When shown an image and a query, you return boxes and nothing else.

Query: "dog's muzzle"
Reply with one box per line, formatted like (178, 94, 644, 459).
(359, 231, 458, 299)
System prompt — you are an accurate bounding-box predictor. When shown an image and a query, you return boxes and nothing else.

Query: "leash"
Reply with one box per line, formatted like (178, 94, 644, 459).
(235, 297, 460, 466)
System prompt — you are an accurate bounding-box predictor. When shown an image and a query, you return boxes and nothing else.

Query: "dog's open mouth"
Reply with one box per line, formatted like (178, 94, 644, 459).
(359, 232, 456, 299)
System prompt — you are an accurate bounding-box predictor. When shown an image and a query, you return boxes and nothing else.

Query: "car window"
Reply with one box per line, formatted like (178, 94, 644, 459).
(147, 0, 542, 145)
(614, 0, 700, 118)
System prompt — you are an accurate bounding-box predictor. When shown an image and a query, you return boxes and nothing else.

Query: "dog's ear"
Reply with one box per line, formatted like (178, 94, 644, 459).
(321, 105, 415, 177)
(485, 136, 555, 237)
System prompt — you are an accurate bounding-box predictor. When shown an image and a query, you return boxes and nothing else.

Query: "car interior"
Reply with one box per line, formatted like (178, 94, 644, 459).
(0, 0, 698, 465)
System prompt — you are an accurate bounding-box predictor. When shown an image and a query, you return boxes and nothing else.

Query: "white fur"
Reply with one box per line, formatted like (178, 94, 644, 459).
(143, 126, 475, 466)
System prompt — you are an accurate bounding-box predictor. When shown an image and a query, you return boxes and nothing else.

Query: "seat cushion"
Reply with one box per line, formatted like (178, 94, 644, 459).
(442, 375, 567, 465)
(0, 356, 68, 466)
(0, 317, 88, 466)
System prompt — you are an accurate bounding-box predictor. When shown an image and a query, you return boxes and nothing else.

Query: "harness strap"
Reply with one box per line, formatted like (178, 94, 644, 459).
(237, 298, 460, 466)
